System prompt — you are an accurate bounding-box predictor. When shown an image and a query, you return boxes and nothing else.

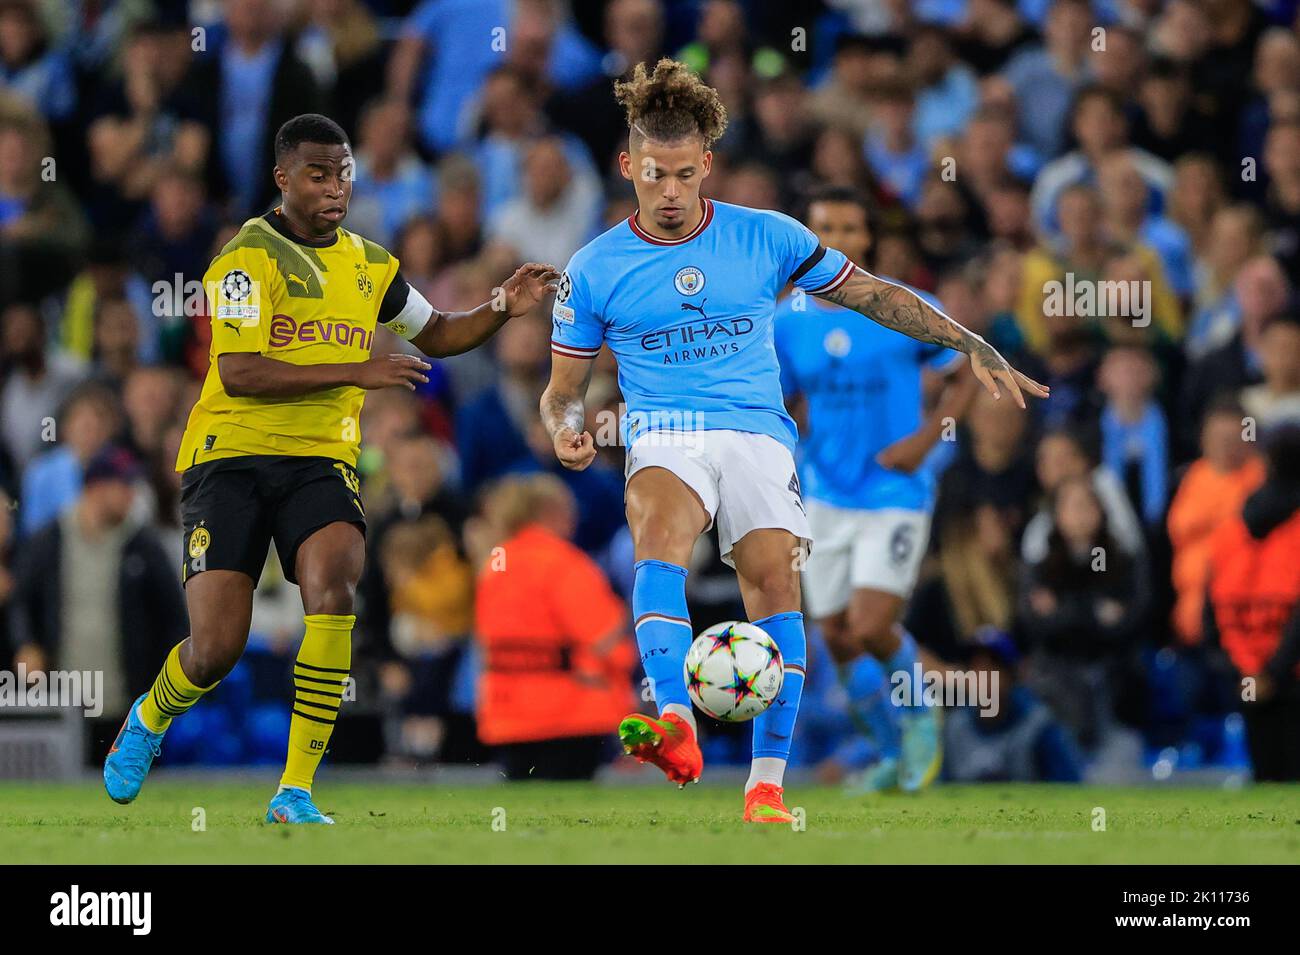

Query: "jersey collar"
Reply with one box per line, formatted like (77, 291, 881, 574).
(628, 198, 714, 246)
(264, 208, 339, 248)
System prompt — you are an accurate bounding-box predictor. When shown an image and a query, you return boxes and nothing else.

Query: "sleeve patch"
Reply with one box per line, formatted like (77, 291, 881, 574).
(213, 268, 260, 325)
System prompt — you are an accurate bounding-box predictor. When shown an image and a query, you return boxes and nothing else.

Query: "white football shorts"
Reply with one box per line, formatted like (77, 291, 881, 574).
(625, 429, 812, 568)
(802, 500, 930, 616)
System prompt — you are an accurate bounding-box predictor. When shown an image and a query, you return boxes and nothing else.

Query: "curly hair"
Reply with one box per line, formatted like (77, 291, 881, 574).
(613, 58, 728, 149)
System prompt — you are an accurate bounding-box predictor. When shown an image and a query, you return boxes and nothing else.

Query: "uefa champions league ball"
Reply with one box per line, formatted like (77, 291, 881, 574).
(684, 621, 784, 722)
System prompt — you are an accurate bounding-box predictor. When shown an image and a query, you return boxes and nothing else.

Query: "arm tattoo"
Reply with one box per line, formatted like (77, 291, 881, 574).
(540, 387, 586, 438)
(820, 267, 1006, 371)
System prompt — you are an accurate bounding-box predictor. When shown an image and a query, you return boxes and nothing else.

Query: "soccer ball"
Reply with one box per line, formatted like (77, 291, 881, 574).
(684, 621, 784, 722)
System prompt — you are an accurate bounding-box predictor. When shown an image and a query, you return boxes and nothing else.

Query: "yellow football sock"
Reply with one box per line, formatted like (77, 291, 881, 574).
(280, 614, 354, 792)
(138, 642, 218, 734)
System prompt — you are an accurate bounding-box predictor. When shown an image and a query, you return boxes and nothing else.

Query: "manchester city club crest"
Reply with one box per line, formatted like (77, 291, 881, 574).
(674, 265, 705, 295)
(824, 328, 851, 358)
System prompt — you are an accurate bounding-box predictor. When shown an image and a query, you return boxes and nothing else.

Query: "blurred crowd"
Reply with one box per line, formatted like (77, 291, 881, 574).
(1, 0, 1299, 782)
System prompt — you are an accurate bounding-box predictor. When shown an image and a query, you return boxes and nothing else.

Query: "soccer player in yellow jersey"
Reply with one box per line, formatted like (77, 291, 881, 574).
(104, 114, 559, 823)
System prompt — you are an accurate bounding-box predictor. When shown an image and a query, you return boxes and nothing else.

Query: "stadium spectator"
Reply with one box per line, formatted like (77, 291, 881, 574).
(0, 104, 88, 299)
(935, 388, 1037, 533)
(1167, 154, 1227, 262)
(1185, 203, 1265, 363)
(455, 312, 550, 494)
(345, 97, 436, 248)
(0, 301, 85, 473)
(1262, 120, 1300, 286)
(1090, 24, 1147, 105)
(8, 445, 186, 751)
(290, 0, 386, 137)
(390, 0, 601, 154)
(942, 627, 1084, 783)
(745, 72, 817, 187)
(90, 295, 142, 386)
(864, 79, 927, 210)
(909, 24, 979, 149)
(0, 486, 11, 671)
(473, 473, 634, 780)
(1180, 255, 1289, 449)
(1030, 86, 1174, 238)
(1132, 59, 1221, 164)
(1097, 345, 1171, 528)
(546, 0, 667, 172)
(1019, 475, 1149, 765)
(806, 33, 882, 142)
(1023, 428, 1144, 563)
(0, 0, 75, 121)
(954, 0, 1036, 78)
(1205, 424, 1300, 780)
(377, 515, 475, 761)
(1240, 313, 1300, 428)
(487, 135, 601, 266)
(84, 19, 212, 229)
(955, 106, 1035, 210)
(196, 0, 324, 217)
(1167, 398, 1266, 645)
(907, 497, 1020, 664)
(432, 154, 485, 264)
(18, 381, 119, 537)
(359, 432, 468, 664)
(1001, 0, 1093, 160)
(1098, 150, 1195, 300)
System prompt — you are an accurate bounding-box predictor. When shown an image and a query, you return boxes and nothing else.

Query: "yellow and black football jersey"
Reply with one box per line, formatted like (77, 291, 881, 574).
(176, 209, 429, 471)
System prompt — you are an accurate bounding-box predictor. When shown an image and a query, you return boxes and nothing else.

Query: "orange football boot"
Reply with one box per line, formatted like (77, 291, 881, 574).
(743, 782, 795, 824)
(618, 712, 703, 787)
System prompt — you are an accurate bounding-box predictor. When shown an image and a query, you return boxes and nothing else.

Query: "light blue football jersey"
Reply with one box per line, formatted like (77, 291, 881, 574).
(550, 198, 853, 452)
(774, 287, 963, 512)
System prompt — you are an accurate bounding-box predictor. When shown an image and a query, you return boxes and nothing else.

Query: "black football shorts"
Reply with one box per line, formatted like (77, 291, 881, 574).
(179, 455, 366, 585)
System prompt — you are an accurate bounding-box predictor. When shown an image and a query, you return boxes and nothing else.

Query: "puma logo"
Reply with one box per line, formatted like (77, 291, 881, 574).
(223, 321, 240, 334)
(679, 298, 709, 319)
(286, 273, 310, 292)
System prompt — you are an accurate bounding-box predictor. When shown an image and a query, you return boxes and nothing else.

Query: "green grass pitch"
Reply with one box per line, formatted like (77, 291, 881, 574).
(1, 780, 1297, 864)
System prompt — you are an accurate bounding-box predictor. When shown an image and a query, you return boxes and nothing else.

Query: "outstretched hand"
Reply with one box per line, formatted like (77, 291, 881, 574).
(968, 340, 1049, 410)
(503, 262, 562, 317)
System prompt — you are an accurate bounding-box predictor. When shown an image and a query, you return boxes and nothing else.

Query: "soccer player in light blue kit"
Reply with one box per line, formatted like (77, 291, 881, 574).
(775, 188, 979, 792)
(540, 60, 1046, 823)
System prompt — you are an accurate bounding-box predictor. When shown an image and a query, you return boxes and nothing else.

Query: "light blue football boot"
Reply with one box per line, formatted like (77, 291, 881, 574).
(845, 755, 901, 793)
(103, 693, 164, 804)
(898, 706, 942, 792)
(265, 786, 335, 825)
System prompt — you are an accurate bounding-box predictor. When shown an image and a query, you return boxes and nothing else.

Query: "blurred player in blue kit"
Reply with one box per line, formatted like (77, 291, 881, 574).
(775, 188, 980, 791)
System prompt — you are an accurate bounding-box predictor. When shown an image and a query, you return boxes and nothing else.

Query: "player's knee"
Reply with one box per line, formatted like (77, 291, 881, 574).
(820, 621, 859, 665)
(631, 520, 696, 565)
(301, 576, 356, 616)
(849, 614, 898, 658)
(184, 638, 242, 687)
(751, 568, 800, 614)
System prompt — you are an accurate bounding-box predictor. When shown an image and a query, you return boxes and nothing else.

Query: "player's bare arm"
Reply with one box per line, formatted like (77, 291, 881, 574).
(540, 354, 597, 471)
(818, 268, 1049, 409)
(410, 263, 559, 357)
(875, 363, 980, 473)
(217, 351, 431, 398)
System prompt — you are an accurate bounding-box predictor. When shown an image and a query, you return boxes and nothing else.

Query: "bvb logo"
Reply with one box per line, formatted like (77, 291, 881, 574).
(356, 272, 374, 300)
(188, 526, 211, 559)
